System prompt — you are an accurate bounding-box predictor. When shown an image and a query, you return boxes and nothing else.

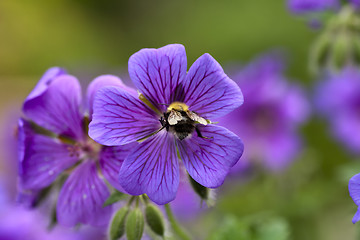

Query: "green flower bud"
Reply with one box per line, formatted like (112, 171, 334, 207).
(352, 35, 360, 66)
(109, 207, 129, 240)
(126, 208, 145, 240)
(331, 33, 351, 70)
(145, 204, 165, 236)
(309, 33, 332, 74)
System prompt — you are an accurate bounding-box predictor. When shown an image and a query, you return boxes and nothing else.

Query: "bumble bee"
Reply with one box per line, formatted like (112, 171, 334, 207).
(160, 102, 207, 140)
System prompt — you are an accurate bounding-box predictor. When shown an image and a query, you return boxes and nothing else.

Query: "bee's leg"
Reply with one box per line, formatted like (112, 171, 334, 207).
(195, 126, 212, 139)
(159, 116, 165, 127)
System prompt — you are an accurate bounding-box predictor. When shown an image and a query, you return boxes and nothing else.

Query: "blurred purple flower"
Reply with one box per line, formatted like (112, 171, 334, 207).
(0, 180, 106, 240)
(89, 44, 244, 205)
(287, 0, 339, 14)
(219, 53, 310, 172)
(288, 0, 359, 14)
(0, 207, 106, 240)
(351, 0, 360, 8)
(19, 67, 137, 227)
(315, 67, 360, 154)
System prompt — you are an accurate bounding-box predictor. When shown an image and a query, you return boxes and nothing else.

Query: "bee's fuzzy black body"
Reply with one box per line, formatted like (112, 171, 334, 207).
(161, 111, 196, 140)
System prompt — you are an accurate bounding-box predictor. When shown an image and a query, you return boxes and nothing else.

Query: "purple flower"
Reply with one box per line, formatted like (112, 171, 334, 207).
(352, 0, 360, 8)
(89, 44, 244, 205)
(349, 173, 360, 223)
(219, 53, 309, 172)
(19, 67, 137, 227)
(287, 0, 340, 14)
(315, 67, 360, 154)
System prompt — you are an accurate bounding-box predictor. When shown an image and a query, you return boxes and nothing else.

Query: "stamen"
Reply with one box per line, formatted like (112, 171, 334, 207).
(137, 126, 166, 143)
(138, 93, 162, 116)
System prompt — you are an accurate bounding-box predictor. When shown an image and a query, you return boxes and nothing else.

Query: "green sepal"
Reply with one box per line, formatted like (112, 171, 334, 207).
(126, 208, 145, 240)
(331, 33, 350, 70)
(145, 204, 165, 236)
(352, 36, 360, 66)
(309, 33, 331, 74)
(103, 190, 127, 207)
(189, 174, 209, 201)
(109, 207, 129, 240)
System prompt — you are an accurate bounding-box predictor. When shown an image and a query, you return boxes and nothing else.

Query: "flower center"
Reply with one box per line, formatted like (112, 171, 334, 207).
(250, 105, 277, 132)
(67, 138, 102, 161)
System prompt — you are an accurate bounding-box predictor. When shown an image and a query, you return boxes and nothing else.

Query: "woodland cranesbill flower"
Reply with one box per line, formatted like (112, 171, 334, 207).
(315, 67, 360, 154)
(19, 67, 136, 227)
(219, 53, 309, 171)
(89, 44, 244, 205)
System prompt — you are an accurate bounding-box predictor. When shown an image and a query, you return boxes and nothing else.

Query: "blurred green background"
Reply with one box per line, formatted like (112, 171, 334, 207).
(0, 0, 357, 239)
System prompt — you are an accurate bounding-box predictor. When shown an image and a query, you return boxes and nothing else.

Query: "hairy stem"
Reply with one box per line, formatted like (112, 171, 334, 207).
(164, 204, 191, 240)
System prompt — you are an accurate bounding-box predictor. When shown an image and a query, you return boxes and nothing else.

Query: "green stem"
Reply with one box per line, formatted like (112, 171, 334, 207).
(164, 204, 191, 240)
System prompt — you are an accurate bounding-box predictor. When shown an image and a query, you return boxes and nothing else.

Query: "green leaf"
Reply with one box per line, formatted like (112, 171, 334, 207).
(145, 204, 165, 236)
(126, 208, 145, 240)
(103, 190, 127, 207)
(109, 207, 129, 240)
(256, 217, 290, 240)
(208, 215, 250, 240)
(208, 215, 290, 240)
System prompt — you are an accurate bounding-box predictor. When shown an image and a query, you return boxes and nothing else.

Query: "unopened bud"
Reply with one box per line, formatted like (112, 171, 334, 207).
(331, 33, 351, 70)
(126, 208, 145, 240)
(109, 207, 129, 240)
(352, 36, 360, 66)
(309, 33, 332, 74)
(145, 204, 165, 236)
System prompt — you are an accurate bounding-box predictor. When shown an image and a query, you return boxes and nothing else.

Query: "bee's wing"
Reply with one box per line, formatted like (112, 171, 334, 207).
(168, 110, 182, 125)
(186, 111, 207, 125)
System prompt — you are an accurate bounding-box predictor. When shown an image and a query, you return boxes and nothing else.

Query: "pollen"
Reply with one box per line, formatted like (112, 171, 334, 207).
(167, 102, 189, 112)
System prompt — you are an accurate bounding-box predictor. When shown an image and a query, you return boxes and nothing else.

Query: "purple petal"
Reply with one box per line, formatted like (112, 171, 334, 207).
(281, 85, 310, 125)
(86, 75, 137, 118)
(182, 54, 243, 119)
(351, 0, 360, 9)
(16, 187, 41, 208)
(57, 161, 112, 227)
(349, 173, 360, 205)
(89, 87, 161, 145)
(128, 44, 187, 112)
(23, 75, 84, 141)
(99, 142, 138, 192)
(349, 173, 360, 223)
(24, 67, 66, 103)
(332, 113, 360, 154)
(118, 131, 179, 205)
(18, 119, 78, 189)
(177, 125, 243, 188)
(314, 68, 359, 117)
(353, 208, 360, 224)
